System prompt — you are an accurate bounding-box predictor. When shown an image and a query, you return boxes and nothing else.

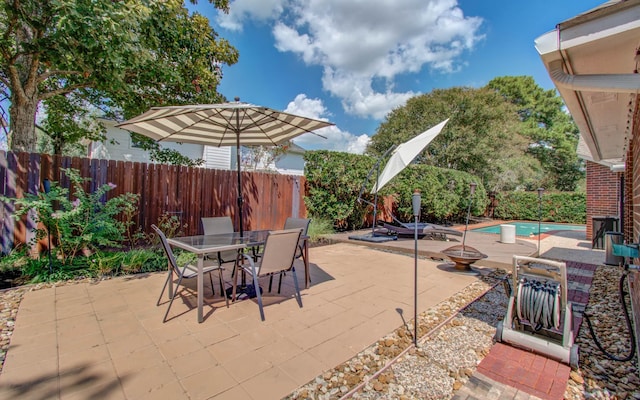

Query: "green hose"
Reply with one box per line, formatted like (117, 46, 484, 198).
(515, 278, 561, 331)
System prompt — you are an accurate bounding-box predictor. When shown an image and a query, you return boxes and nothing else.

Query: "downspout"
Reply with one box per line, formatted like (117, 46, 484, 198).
(549, 59, 640, 93)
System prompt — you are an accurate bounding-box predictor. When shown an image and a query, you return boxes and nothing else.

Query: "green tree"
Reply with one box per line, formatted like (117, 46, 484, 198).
(367, 87, 542, 192)
(38, 93, 107, 155)
(1, 0, 238, 154)
(486, 76, 583, 191)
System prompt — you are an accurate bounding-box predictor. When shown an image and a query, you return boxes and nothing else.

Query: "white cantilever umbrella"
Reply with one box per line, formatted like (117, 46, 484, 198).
(371, 118, 449, 194)
(116, 100, 333, 235)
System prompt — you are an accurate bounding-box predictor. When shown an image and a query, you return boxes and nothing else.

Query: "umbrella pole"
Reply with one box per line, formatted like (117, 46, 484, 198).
(236, 140, 243, 237)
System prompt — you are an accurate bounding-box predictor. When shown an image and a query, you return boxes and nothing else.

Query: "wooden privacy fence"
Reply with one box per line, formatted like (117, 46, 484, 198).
(0, 151, 307, 253)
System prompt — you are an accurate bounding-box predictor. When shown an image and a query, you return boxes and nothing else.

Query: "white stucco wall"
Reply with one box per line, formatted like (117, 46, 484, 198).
(90, 120, 232, 169)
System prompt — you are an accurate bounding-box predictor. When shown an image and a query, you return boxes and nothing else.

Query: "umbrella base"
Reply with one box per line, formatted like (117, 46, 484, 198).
(348, 233, 397, 243)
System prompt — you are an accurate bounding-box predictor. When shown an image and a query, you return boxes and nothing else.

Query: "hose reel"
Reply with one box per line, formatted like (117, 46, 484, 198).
(516, 278, 561, 331)
(494, 256, 579, 367)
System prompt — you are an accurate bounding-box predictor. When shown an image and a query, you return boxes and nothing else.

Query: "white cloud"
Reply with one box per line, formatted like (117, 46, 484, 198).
(285, 94, 370, 154)
(223, 0, 483, 119)
(216, 0, 286, 31)
(218, 0, 482, 121)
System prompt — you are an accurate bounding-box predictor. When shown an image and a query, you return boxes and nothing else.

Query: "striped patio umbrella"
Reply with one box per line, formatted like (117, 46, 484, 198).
(116, 100, 333, 235)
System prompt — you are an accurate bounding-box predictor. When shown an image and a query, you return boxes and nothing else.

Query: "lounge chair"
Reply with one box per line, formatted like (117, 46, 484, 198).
(378, 219, 462, 240)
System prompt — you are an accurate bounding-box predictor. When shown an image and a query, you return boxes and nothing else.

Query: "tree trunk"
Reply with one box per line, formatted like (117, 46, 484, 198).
(9, 94, 39, 153)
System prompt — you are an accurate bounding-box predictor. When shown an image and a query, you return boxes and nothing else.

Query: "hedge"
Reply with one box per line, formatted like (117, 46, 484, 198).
(493, 191, 586, 224)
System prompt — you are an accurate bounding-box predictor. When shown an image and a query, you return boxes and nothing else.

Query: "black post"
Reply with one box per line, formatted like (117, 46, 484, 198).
(412, 189, 421, 346)
(537, 188, 544, 256)
(461, 182, 477, 254)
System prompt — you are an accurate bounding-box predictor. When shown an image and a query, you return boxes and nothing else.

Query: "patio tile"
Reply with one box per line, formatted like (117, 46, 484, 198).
(306, 338, 353, 370)
(147, 321, 190, 344)
(6, 323, 56, 349)
(111, 346, 166, 376)
(180, 364, 237, 400)
(168, 348, 219, 380)
(98, 314, 144, 340)
(134, 380, 187, 400)
(255, 337, 304, 365)
(286, 325, 333, 350)
(206, 334, 253, 362)
(241, 366, 299, 400)
(0, 369, 60, 399)
(0, 357, 59, 387)
(157, 335, 204, 360)
(58, 359, 119, 398)
(105, 331, 154, 358)
(55, 303, 94, 320)
(58, 344, 111, 370)
(57, 317, 101, 339)
(208, 385, 252, 400)
(229, 321, 280, 350)
(120, 363, 177, 399)
(322, 308, 368, 331)
(57, 331, 105, 355)
(61, 379, 126, 400)
(190, 323, 237, 347)
(3, 341, 58, 368)
(222, 350, 273, 382)
(277, 351, 326, 386)
(334, 316, 392, 352)
(297, 300, 345, 325)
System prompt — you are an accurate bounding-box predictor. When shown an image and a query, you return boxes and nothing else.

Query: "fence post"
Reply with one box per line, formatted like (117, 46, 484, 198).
(292, 176, 301, 218)
(0, 151, 14, 254)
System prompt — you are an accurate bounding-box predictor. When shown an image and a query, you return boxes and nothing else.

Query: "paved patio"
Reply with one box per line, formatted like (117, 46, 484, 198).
(0, 226, 604, 399)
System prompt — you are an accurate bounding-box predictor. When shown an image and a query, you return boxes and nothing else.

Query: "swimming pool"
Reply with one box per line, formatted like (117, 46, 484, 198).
(471, 221, 585, 237)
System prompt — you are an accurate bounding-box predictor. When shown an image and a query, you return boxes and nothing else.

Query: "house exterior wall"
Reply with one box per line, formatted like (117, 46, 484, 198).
(275, 151, 305, 176)
(202, 146, 232, 170)
(90, 122, 205, 164)
(586, 161, 621, 242)
(629, 95, 640, 370)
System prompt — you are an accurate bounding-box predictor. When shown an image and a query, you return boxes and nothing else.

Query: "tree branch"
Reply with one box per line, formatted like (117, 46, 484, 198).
(38, 69, 84, 83)
(39, 82, 95, 101)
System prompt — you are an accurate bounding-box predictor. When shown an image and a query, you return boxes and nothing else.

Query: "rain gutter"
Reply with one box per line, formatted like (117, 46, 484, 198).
(548, 60, 640, 93)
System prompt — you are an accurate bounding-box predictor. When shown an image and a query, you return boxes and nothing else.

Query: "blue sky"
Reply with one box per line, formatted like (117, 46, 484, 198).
(189, 0, 605, 153)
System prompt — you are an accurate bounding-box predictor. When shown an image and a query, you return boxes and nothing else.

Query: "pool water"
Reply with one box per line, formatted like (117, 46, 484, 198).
(471, 221, 585, 237)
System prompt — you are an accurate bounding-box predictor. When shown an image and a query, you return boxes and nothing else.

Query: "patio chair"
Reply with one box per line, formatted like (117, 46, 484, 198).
(232, 228, 303, 321)
(266, 217, 311, 292)
(201, 216, 238, 266)
(284, 217, 311, 262)
(153, 224, 229, 322)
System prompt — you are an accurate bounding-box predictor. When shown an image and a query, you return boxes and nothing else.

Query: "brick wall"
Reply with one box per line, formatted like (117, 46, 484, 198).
(629, 95, 640, 373)
(585, 161, 621, 242)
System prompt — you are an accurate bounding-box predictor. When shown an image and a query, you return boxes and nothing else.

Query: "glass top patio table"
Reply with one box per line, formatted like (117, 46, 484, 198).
(165, 229, 310, 323)
(166, 230, 270, 254)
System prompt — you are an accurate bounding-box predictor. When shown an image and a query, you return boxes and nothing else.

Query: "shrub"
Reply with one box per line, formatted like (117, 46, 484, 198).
(493, 191, 586, 223)
(304, 150, 487, 230)
(3, 168, 140, 265)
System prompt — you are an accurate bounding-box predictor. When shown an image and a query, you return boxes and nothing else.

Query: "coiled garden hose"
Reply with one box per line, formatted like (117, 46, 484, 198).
(515, 278, 561, 331)
(584, 270, 637, 362)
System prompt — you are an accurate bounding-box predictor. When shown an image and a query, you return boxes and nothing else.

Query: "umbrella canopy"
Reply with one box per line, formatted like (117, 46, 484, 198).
(116, 101, 334, 234)
(371, 118, 449, 194)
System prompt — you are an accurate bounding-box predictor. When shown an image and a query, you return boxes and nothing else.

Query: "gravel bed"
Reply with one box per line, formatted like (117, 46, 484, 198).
(566, 266, 640, 400)
(287, 265, 640, 400)
(0, 266, 638, 399)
